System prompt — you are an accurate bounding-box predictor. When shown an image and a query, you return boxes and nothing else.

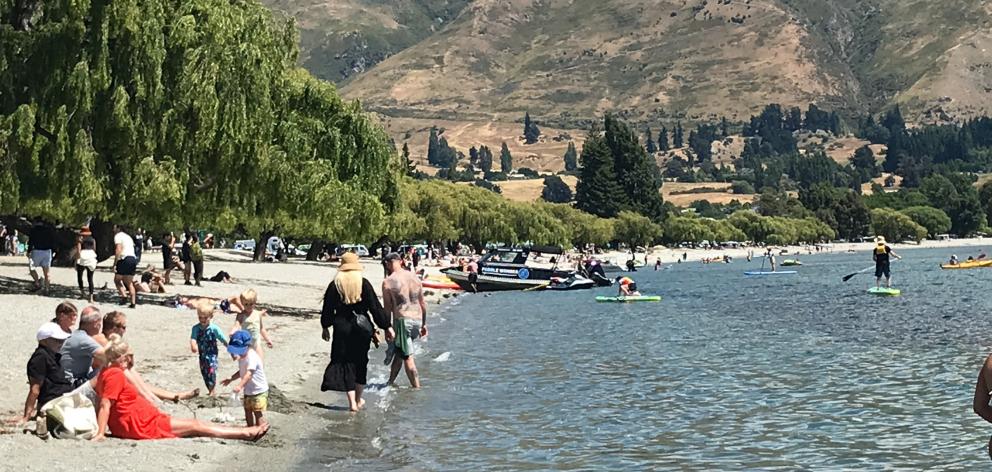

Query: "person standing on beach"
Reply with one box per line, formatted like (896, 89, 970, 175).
(113, 224, 138, 308)
(190, 302, 228, 396)
(75, 227, 98, 303)
(181, 231, 193, 285)
(161, 232, 176, 285)
(382, 253, 428, 389)
(872, 236, 901, 288)
(27, 220, 56, 293)
(190, 234, 204, 286)
(320, 253, 393, 412)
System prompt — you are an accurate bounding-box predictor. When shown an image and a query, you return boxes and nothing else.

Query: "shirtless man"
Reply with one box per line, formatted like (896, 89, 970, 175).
(382, 252, 428, 388)
(974, 354, 992, 459)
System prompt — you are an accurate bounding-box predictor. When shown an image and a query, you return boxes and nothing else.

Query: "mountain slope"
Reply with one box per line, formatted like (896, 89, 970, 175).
(266, 0, 992, 125)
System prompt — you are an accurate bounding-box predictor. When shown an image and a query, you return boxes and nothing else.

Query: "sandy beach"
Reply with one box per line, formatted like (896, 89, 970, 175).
(0, 250, 453, 471)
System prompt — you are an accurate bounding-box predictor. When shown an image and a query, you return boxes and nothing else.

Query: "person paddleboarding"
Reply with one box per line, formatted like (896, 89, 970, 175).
(615, 276, 641, 297)
(872, 236, 901, 288)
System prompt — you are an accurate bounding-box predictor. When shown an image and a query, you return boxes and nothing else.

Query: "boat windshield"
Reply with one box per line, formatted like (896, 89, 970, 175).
(482, 250, 525, 264)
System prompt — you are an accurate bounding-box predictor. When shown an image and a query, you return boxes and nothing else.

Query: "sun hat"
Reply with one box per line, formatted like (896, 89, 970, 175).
(876, 236, 886, 243)
(80, 226, 92, 236)
(227, 330, 252, 356)
(37, 322, 71, 342)
(339, 252, 363, 272)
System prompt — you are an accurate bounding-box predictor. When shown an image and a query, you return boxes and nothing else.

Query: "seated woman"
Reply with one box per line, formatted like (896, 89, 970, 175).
(136, 268, 167, 294)
(93, 312, 198, 405)
(93, 334, 268, 441)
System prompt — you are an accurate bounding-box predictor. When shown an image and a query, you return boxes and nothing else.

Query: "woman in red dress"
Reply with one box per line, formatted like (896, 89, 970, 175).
(92, 334, 269, 441)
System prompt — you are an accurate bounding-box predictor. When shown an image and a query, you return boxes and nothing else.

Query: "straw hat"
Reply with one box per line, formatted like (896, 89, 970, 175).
(875, 236, 886, 244)
(338, 252, 363, 272)
(80, 226, 92, 236)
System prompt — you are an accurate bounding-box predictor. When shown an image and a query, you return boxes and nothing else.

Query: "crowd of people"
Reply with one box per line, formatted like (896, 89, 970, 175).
(5, 245, 432, 443)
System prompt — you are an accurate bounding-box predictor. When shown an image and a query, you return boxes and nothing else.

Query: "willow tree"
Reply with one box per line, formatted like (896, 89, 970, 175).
(0, 0, 398, 260)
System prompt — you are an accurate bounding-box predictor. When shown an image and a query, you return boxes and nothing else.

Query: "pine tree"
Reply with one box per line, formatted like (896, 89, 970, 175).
(469, 146, 479, 166)
(524, 112, 541, 144)
(785, 106, 803, 131)
(402, 142, 416, 175)
(673, 122, 684, 148)
(720, 117, 730, 137)
(645, 128, 658, 153)
(604, 115, 666, 220)
(575, 133, 625, 217)
(658, 127, 669, 151)
(541, 175, 574, 203)
(500, 142, 513, 173)
(479, 145, 494, 173)
(563, 142, 578, 172)
(427, 127, 440, 166)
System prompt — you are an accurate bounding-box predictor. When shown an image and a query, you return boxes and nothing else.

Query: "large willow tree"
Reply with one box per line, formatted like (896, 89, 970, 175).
(0, 0, 397, 252)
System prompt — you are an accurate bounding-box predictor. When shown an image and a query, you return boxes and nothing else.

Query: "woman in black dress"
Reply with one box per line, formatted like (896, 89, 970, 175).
(321, 252, 393, 412)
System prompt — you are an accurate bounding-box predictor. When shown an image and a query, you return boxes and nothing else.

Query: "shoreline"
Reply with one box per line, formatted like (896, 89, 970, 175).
(0, 240, 983, 469)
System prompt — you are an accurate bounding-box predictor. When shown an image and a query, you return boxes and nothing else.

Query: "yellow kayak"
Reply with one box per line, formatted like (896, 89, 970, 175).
(941, 260, 992, 270)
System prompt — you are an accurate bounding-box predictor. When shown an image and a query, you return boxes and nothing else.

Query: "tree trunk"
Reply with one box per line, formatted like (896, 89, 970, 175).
(91, 218, 115, 262)
(252, 230, 272, 262)
(306, 240, 325, 261)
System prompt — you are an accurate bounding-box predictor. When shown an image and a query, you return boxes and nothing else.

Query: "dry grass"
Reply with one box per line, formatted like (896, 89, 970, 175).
(494, 178, 754, 207)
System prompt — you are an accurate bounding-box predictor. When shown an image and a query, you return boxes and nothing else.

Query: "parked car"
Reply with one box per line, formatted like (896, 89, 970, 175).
(335, 244, 369, 257)
(233, 239, 256, 252)
(294, 244, 310, 256)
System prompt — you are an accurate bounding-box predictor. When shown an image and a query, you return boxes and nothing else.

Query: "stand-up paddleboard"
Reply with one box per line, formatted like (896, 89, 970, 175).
(744, 270, 798, 276)
(596, 296, 662, 303)
(867, 287, 900, 296)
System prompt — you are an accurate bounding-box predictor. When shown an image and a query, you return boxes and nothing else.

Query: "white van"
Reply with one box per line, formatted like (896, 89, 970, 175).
(336, 244, 369, 257)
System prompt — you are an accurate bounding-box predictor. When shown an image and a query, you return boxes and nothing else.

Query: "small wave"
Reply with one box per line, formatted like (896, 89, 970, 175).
(434, 351, 452, 362)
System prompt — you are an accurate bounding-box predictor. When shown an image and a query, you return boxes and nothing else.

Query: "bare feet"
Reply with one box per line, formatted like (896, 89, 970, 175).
(356, 398, 366, 410)
(251, 422, 270, 442)
(175, 388, 200, 402)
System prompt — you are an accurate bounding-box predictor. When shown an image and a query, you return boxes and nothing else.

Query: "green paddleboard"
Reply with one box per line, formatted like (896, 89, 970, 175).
(596, 296, 662, 303)
(867, 287, 901, 297)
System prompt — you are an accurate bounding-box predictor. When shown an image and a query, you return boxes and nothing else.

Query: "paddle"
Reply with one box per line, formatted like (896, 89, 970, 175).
(523, 282, 549, 292)
(842, 265, 875, 282)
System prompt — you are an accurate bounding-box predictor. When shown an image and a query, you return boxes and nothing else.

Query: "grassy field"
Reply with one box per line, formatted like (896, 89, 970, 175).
(494, 178, 755, 207)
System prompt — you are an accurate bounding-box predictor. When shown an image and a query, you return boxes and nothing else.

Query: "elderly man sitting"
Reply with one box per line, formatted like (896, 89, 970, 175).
(60, 306, 105, 387)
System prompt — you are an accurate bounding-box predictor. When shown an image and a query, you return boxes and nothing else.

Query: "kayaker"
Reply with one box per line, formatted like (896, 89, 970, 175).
(615, 276, 641, 297)
(872, 236, 901, 288)
(949, 255, 959, 265)
(968, 256, 976, 262)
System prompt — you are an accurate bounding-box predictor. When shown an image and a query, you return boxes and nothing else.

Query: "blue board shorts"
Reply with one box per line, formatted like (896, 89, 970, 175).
(875, 263, 890, 278)
(116, 256, 138, 276)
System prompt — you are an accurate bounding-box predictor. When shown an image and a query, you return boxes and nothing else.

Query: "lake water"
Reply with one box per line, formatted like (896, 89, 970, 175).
(296, 247, 992, 470)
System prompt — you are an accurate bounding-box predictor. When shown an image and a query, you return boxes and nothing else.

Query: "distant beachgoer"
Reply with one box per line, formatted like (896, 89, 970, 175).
(161, 232, 176, 285)
(7, 322, 74, 426)
(181, 231, 193, 285)
(76, 227, 98, 303)
(230, 289, 273, 359)
(767, 251, 777, 272)
(113, 224, 138, 308)
(626, 259, 637, 272)
(190, 302, 228, 396)
(92, 334, 269, 442)
(134, 228, 144, 263)
(615, 276, 641, 297)
(682, 252, 687, 261)
(0, 223, 6, 255)
(655, 259, 661, 271)
(60, 306, 105, 387)
(208, 270, 234, 283)
(221, 330, 269, 427)
(28, 220, 56, 293)
(872, 236, 901, 288)
(382, 253, 428, 389)
(190, 234, 204, 286)
(8, 228, 20, 256)
(177, 293, 245, 314)
(320, 252, 393, 412)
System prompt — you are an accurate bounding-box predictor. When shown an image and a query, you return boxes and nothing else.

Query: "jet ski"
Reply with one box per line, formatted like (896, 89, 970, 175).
(546, 275, 596, 291)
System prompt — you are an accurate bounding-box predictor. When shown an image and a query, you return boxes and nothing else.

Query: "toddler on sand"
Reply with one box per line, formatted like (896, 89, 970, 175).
(189, 302, 228, 395)
(222, 330, 269, 427)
